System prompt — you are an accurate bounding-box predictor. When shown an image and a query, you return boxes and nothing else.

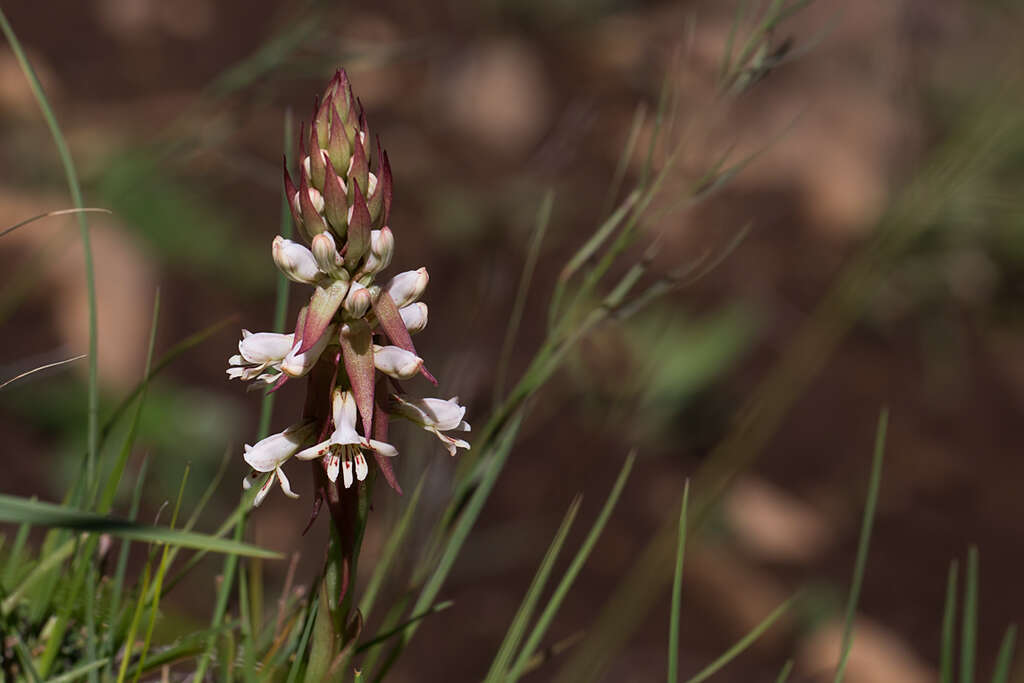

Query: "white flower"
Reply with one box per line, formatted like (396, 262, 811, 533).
(227, 330, 293, 381)
(311, 232, 349, 280)
(273, 236, 323, 284)
(384, 268, 428, 308)
(241, 421, 316, 506)
(295, 389, 398, 488)
(393, 395, 471, 456)
(373, 344, 422, 379)
(360, 227, 394, 277)
(344, 282, 372, 319)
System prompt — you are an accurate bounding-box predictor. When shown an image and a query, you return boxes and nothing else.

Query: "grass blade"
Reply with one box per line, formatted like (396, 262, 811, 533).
(961, 546, 979, 683)
(941, 560, 960, 683)
(834, 408, 888, 683)
(356, 601, 455, 654)
(0, 494, 279, 558)
(372, 414, 524, 682)
(683, 596, 795, 683)
(990, 625, 1017, 683)
(507, 453, 636, 681)
(0, 207, 111, 239)
(484, 495, 582, 682)
(668, 481, 691, 683)
(775, 659, 795, 683)
(495, 189, 554, 402)
(0, 354, 86, 391)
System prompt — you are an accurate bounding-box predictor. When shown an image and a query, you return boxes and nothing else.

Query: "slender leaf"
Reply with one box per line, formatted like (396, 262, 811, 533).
(0, 494, 279, 558)
(941, 560, 960, 683)
(668, 481, 691, 683)
(485, 495, 582, 682)
(990, 625, 1017, 683)
(961, 546, 979, 683)
(507, 453, 636, 681)
(683, 596, 795, 683)
(834, 409, 888, 683)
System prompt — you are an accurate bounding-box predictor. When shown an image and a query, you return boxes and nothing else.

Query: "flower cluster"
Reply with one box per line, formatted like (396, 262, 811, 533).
(229, 70, 469, 507)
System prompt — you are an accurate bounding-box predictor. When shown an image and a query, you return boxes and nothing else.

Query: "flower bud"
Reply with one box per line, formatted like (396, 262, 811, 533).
(360, 227, 394, 278)
(282, 324, 335, 377)
(344, 282, 372, 319)
(384, 267, 429, 308)
(273, 236, 322, 284)
(373, 344, 423, 379)
(399, 303, 428, 334)
(311, 232, 349, 280)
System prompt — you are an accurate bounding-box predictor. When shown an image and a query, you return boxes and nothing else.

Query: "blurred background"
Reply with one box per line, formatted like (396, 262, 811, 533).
(1, 0, 1023, 680)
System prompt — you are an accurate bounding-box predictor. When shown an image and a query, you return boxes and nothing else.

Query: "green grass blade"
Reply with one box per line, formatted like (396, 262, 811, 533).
(0, 538, 75, 615)
(961, 546, 979, 683)
(2, 509, 33, 587)
(132, 464, 190, 681)
(0, 8, 99, 494)
(359, 473, 427, 621)
(990, 625, 1017, 683)
(286, 595, 319, 683)
(11, 632, 42, 682)
(605, 103, 646, 215)
(834, 408, 888, 683)
(48, 658, 109, 683)
(116, 562, 152, 683)
(941, 560, 960, 683)
(356, 601, 455, 654)
(507, 453, 636, 682)
(193, 497, 250, 682)
(0, 494, 279, 558)
(484, 495, 582, 683)
(683, 596, 795, 683)
(372, 414, 524, 682)
(668, 480, 691, 683)
(775, 659, 795, 683)
(495, 189, 554, 402)
(102, 455, 151, 677)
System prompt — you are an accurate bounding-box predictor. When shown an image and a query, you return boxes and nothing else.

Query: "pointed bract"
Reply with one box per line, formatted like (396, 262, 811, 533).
(339, 321, 376, 435)
(298, 279, 349, 354)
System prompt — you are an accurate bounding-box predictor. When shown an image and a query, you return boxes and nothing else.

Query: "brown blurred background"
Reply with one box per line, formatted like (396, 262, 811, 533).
(1, 0, 1023, 681)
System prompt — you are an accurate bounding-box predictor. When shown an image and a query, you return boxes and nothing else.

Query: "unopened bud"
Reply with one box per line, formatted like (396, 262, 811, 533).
(273, 236, 322, 284)
(360, 227, 394, 278)
(384, 267, 429, 308)
(344, 282, 372, 319)
(399, 303, 428, 334)
(373, 344, 423, 379)
(311, 232, 348, 280)
(282, 324, 335, 377)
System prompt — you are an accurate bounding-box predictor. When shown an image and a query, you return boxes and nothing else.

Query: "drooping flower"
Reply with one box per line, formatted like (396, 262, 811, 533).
(241, 421, 317, 506)
(392, 395, 471, 456)
(227, 330, 294, 381)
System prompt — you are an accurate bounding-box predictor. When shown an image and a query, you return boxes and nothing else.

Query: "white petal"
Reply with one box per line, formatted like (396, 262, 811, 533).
(295, 439, 331, 461)
(373, 345, 422, 379)
(342, 455, 354, 488)
(326, 453, 340, 483)
(253, 473, 275, 507)
(330, 389, 362, 445)
(366, 438, 398, 458)
(344, 282, 372, 318)
(355, 453, 368, 481)
(276, 468, 299, 499)
(398, 303, 428, 334)
(243, 422, 314, 472)
(436, 431, 471, 457)
(239, 331, 294, 364)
